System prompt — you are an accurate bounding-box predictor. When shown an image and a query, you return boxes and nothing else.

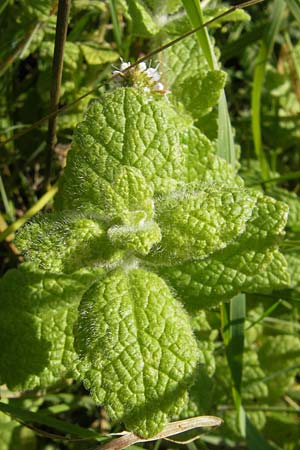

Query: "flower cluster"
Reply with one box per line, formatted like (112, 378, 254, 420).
(112, 60, 168, 95)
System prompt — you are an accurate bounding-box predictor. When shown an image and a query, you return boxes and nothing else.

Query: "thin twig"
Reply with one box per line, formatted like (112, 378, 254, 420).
(44, 0, 71, 188)
(1, 0, 265, 147)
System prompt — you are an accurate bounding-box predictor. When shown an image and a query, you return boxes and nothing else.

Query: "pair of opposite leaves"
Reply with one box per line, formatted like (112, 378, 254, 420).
(0, 88, 289, 437)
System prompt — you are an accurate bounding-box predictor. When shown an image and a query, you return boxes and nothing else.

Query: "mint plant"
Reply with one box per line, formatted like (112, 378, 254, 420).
(0, 59, 289, 437)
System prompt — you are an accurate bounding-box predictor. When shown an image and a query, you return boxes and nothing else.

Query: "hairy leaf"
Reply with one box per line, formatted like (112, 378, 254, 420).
(56, 88, 184, 211)
(160, 35, 225, 122)
(126, 0, 159, 36)
(271, 187, 300, 231)
(175, 70, 226, 119)
(153, 185, 258, 263)
(158, 195, 289, 308)
(284, 249, 300, 288)
(74, 268, 199, 437)
(16, 212, 121, 273)
(180, 126, 242, 185)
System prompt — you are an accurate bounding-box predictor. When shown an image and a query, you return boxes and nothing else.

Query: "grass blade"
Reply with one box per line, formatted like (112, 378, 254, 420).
(251, 0, 285, 179)
(222, 294, 246, 436)
(287, 0, 300, 23)
(222, 295, 277, 449)
(0, 401, 106, 440)
(108, 0, 123, 55)
(0, 184, 58, 243)
(181, 0, 235, 164)
(181, 0, 216, 69)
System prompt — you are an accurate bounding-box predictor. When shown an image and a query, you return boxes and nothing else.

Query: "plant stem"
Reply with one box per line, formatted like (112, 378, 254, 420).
(45, 0, 71, 189)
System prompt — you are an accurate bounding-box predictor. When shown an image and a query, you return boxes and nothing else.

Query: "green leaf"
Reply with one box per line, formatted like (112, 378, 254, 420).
(152, 185, 258, 263)
(220, 409, 267, 441)
(258, 335, 300, 399)
(284, 250, 300, 289)
(158, 195, 289, 308)
(16, 212, 122, 273)
(160, 34, 207, 86)
(179, 311, 217, 418)
(20, 0, 53, 21)
(270, 187, 300, 231)
(56, 88, 184, 210)
(180, 125, 240, 186)
(74, 268, 199, 438)
(174, 69, 226, 119)
(80, 43, 118, 65)
(140, 0, 181, 15)
(98, 165, 155, 220)
(203, 7, 250, 27)
(126, 0, 159, 36)
(125, 0, 182, 37)
(108, 220, 161, 255)
(241, 352, 268, 401)
(17, 165, 162, 271)
(160, 34, 225, 122)
(0, 264, 102, 390)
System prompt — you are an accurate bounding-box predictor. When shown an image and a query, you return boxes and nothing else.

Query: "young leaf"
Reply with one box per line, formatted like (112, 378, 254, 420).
(17, 166, 160, 271)
(74, 268, 199, 438)
(16, 212, 119, 273)
(153, 185, 258, 263)
(56, 88, 184, 211)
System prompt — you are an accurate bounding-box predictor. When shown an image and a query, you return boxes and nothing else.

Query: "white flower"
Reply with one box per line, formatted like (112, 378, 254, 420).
(155, 82, 164, 91)
(146, 67, 160, 82)
(120, 61, 131, 71)
(138, 62, 147, 72)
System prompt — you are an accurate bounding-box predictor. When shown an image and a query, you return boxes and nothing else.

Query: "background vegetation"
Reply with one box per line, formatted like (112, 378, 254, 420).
(0, 0, 300, 449)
